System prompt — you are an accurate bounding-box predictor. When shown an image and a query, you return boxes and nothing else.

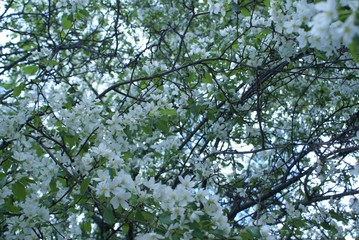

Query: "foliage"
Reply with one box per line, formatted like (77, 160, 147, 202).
(0, 0, 359, 239)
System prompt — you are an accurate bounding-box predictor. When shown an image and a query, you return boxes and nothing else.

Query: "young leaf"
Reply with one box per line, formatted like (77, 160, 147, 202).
(122, 224, 130, 234)
(49, 178, 59, 192)
(291, 218, 308, 228)
(12, 181, 27, 200)
(329, 210, 348, 224)
(240, 7, 251, 17)
(5, 201, 21, 213)
(264, 0, 270, 7)
(13, 82, 25, 97)
(48, 60, 58, 66)
(1, 160, 11, 173)
(203, 72, 213, 84)
(141, 211, 155, 221)
(24, 65, 38, 75)
(349, 35, 359, 63)
(62, 15, 72, 30)
(192, 230, 205, 238)
(79, 9, 90, 17)
(103, 205, 115, 225)
(156, 119, 169, 133)
(159, 213, 172, 225)
(83, 221, 92, 233)
(34, 115, 41, 128)
(158, 109, 177, 116)
(80, 177, 91, 195)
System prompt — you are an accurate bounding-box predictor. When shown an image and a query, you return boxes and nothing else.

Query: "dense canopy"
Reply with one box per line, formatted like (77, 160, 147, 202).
(0, 0, 358, 239)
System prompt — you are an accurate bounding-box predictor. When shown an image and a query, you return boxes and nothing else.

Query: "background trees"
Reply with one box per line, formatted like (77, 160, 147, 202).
(0, 0, 358, 239)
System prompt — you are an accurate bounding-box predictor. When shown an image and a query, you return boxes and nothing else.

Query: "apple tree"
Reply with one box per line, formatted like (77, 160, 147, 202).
(0, 0, 358, 239)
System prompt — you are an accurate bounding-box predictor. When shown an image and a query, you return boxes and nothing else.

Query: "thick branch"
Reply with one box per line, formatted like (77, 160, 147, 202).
(304, 190, 359, 205)
(227, 166, 314, 221)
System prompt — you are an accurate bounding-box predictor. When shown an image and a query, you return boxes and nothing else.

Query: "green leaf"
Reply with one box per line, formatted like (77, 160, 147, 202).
(1, 160, 11, 173)
(48, 60, 58, 66)
(2, 83, 12, 90)
(122, 224, 130, 234)
(247, 226, 261, 238)
(329, 210, 347, 224)
(135, 211, 145, 221)
(206, 108, 217, 120)
(76, 9, 90, 20)
(192, 229, 205, 238)
(34, 115, 40, 128)
(122, 151, 132, 160)
(158, 109, 177, 116)
(20, 176, 36, 185)
(143, 124, 153, 134)
(103, 205, 114, 225)
(159, 213, 172, 225)
(83, 221, 92, 233)
(156, 119, 169, 133)
(230, 2, 241, 13)
(349, 35, 359, 63)
(13, 82, 25, 97)
(264, 0, 270, 7)
(338, 8, 352, 22)
(314, 49, 328, 61)
(290, 218, 308, 228)
(0, 172, 6, 188)
(240, 230, 254, 240)
(62, 15, 72, 29)
(22, 45, 31, 51)
(49, 178, 59, 192)
(212, 230, 228, 238)
(239, 226, 263, 240)
(140, 81, 148, 89)
(141, 211, 155, 221)
(5, 201, 21, 213)
(203, 72, 213, 84)
(12, 181, 27, 200)
(24, 65, 38, 75)
(80, 177, 91, 195)
(240, 7, 251, 17)
(79, 9, 90, 17)
(135, 211, 155, 222)
(321, 221, 335, 232)
(216, 92, 226, 101)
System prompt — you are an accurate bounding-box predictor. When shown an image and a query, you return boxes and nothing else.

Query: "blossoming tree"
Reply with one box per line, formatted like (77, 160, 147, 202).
(0, 0, 358, 239)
